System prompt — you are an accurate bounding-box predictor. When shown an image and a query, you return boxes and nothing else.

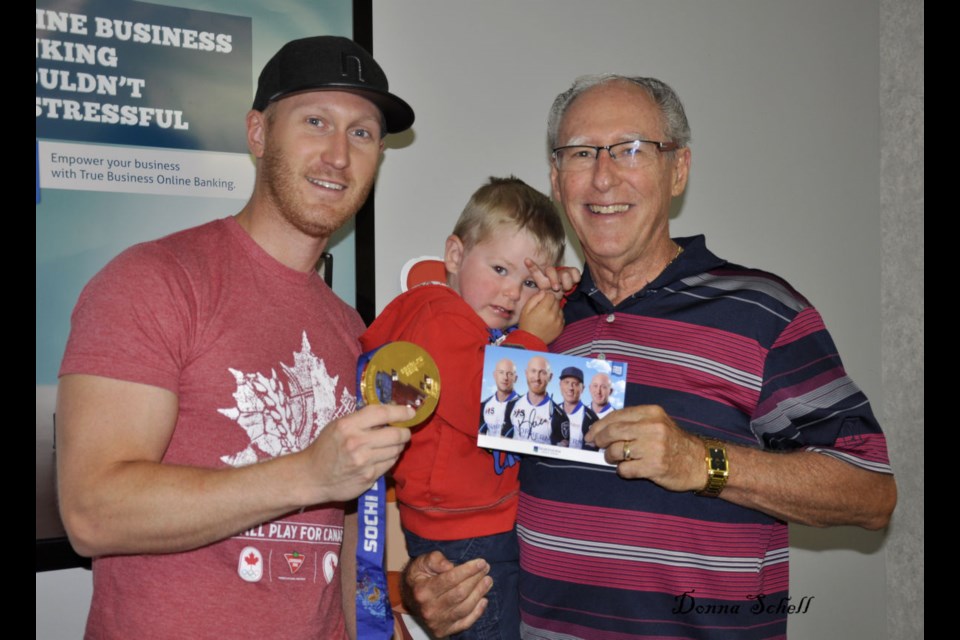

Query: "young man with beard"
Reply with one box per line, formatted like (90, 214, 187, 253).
(56, 36, 414, 639)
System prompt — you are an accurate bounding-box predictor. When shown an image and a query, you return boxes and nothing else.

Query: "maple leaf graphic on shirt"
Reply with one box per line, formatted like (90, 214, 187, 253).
(244, 552, 260, 566)
(218, 332, 356, 467)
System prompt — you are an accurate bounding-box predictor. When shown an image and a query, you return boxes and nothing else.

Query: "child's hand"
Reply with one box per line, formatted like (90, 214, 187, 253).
(525, 260, 582, 299)
(518, 290, 564, 344)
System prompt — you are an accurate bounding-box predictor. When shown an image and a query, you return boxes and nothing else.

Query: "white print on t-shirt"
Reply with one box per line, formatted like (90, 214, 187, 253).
(323, 551, 338, 584)
(218, 332, 356, 467)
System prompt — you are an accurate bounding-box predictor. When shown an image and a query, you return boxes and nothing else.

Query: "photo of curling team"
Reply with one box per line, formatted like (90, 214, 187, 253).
(477, 345, 627, 465)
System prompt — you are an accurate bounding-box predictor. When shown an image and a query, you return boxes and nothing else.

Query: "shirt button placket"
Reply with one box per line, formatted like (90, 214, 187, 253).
(594, 313, 615, 360)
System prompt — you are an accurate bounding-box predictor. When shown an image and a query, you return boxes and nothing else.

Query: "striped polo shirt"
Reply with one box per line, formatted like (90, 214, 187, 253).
(518, 235, 891, 640)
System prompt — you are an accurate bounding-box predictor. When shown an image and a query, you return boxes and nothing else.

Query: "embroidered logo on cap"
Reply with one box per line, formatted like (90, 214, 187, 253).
(340, 53, 365, 83)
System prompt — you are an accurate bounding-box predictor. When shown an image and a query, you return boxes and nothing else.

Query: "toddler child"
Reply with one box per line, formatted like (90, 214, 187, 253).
(360, 176, 571, 639)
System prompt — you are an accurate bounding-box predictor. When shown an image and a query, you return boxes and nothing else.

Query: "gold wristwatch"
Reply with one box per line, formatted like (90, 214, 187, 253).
(696, 437, 728, 498)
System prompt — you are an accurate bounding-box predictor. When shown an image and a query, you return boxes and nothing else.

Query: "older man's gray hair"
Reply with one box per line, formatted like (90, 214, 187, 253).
(547, 74, 692, 150)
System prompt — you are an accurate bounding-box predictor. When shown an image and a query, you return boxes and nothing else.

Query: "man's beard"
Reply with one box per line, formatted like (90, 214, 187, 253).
(260, 141, 371, 240)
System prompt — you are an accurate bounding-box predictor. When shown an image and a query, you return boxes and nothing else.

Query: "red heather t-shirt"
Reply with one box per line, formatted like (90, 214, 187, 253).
(60, 218, 365, 639)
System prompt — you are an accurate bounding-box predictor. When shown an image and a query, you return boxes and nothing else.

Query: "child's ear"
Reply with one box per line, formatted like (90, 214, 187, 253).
(444, 235, 465, 275)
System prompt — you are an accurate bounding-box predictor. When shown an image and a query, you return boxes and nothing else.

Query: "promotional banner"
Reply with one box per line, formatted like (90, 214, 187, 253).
(37, 0, 251, 153)
(36, 0, 355, 388)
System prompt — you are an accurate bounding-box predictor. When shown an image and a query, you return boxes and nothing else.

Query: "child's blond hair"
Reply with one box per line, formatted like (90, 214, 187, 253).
(451, 176, 565, 264)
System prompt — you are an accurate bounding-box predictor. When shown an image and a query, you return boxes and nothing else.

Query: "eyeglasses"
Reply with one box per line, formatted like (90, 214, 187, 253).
(552, 139, 680, 171)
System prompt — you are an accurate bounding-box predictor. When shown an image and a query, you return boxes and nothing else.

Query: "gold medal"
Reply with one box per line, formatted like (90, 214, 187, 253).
(359, 341, 440, 428)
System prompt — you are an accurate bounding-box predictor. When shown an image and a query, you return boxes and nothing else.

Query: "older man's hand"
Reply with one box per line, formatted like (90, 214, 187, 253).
(401, 551, 492, 638)
(586, 405, 705, 491)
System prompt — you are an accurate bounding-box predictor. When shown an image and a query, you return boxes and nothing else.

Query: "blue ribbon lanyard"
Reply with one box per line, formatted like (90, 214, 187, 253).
(354, 347, 392, 640)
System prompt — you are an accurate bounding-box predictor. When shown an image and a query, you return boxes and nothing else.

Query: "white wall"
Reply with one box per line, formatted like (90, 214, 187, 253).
(373, 1, 893, 639)
(36, 569, 94, 638)
(879, 0, 924, 637)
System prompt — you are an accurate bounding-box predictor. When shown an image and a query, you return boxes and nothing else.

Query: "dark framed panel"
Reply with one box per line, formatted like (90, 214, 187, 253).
(353, 0, 376, 325)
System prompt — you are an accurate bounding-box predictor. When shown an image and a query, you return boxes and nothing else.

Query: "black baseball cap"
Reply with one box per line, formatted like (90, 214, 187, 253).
(252, 36, 415, 133)
(560, 367, 584, 383)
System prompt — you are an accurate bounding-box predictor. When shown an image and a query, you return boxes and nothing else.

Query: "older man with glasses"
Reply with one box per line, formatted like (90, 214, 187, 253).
(403, 74, 896, 640)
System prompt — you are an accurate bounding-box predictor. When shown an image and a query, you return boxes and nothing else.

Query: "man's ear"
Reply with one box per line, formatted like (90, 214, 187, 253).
(671, 147, 692, 197)
(444, 235, 465, 275)
(247, 109, 267, 159)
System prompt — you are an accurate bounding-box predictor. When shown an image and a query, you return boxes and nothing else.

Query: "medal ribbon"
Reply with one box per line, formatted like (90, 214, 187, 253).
(354, 347, 392, 640)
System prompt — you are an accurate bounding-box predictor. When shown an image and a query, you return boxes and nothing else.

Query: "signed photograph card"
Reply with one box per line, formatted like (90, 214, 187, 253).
(477, 345, 628, 466)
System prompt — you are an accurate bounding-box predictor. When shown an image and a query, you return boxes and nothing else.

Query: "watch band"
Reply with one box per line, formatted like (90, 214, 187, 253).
(696, 437, 729, 498)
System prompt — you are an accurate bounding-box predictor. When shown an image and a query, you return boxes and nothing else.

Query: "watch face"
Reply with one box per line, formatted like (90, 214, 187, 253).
(708, 448, 726, 470)
(360, 341, 441, 428)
